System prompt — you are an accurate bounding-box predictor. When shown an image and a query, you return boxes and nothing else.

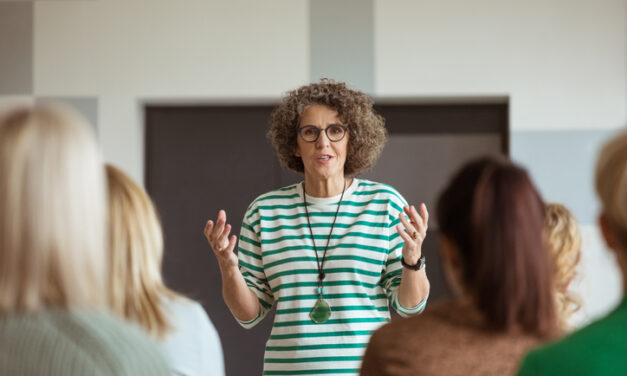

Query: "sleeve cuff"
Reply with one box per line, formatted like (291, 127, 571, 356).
(234, 305, 264, 329)
(393, 294, 429, 317)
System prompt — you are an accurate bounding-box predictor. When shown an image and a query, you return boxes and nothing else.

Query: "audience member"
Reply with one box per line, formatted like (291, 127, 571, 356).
(544, 202, 582, 329)
(361, 156, 559, 376)
(519, 129, 627, 375)
(0, 105, 169, 375)
(106, 164, 225, 376)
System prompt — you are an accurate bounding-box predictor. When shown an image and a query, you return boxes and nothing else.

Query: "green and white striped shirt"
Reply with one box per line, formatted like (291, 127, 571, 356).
(237, 179, 427, 375)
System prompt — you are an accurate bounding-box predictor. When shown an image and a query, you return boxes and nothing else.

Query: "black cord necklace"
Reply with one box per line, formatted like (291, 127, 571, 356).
(303, 179, 347, 324)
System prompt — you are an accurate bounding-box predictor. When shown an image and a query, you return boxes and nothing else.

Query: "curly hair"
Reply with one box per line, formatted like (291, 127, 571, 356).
(544, 202, 582, 329)
(267, 79, 387, 176)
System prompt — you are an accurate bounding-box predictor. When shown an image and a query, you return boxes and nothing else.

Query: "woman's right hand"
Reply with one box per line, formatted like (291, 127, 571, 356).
(204, 210, 238, 269)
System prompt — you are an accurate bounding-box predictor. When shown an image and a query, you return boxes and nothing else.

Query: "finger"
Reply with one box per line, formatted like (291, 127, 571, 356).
(212, 210, 226, 240)
(399, 212, 416, 234)
(419, 203, 429, 227)
(406, 205, 424, 229)
(216, 224, 232, 250)
(226, 235, 238, 253)
(204, 220, 214, 240)
(396, 224, 413, 243)
(410, 205, 427, 238)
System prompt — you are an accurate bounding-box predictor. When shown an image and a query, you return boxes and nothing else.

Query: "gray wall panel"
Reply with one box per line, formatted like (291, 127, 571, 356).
(0, 2, 33, 95)
(511, 129, 618, 225)
(310, 0, 374, 93)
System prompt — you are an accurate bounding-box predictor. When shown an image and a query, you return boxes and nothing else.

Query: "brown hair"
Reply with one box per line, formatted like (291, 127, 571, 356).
(544, 203, 582, 328)
(267, 78, 387, 176)
(106, 164, 181, 340)
(595, 128, 627, 249)
(436, 156, 558, 337)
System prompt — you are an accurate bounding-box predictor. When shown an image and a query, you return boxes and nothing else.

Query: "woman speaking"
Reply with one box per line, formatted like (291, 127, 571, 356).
(204, 79, 430, 375)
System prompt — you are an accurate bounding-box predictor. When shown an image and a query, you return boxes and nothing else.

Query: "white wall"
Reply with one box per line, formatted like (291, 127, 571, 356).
(34, 0, 310, 181)
(375, 0, 626, 131)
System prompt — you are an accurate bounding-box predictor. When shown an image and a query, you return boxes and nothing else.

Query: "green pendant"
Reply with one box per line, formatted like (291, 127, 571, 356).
(309, 298, 331, 323)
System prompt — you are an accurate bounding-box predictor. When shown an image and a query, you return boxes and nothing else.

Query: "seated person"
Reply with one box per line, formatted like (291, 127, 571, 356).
(106, 164, 225, 376)
(544, 202, 583, 329)
(519, 130, 627, 375)
(361, 156, 559, 376)
(0, 105, 169, 375)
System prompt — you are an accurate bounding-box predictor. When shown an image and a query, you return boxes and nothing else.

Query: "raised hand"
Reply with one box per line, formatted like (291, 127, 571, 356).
(204, 210, 238, 269)
(396, 203, 429, 265)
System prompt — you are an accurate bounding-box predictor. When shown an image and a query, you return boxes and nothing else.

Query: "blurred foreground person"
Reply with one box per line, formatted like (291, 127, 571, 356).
(519, 130, 627, 375)
(544, 202, 583, 329)
(0, 105, 169, 375)
(361, 156, 559, 376)
(106, 164, 225, 376)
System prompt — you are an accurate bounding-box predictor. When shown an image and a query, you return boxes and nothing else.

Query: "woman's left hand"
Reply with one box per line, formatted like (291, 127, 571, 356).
(396, 203, 429, 265)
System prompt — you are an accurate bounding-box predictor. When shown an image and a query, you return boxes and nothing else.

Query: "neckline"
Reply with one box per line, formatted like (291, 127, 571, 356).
(298, 178, 359, 206)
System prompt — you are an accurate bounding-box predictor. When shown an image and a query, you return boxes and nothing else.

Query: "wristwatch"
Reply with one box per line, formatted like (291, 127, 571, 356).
(401, 254, 426, 271)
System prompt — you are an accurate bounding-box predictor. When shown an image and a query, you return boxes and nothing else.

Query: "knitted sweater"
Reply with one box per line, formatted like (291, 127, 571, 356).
(0, 309, 170, 375)
(361, 299, 543, 376)
(518, 296, 627, 375)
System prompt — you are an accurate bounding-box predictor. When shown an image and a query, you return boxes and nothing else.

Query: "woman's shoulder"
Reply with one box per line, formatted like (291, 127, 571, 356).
(371, 299, 492, 346)
(353, 179, 407, 205)
(163, 296, 212, 328)
(159, 298, 225, 375)
(521, 307, 627, 374)
(0, 309, 169, 375)
(246, 183, 302, 210)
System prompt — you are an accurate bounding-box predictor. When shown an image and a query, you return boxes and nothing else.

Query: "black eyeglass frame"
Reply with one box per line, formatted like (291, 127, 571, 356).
(296, 124, 349, 143)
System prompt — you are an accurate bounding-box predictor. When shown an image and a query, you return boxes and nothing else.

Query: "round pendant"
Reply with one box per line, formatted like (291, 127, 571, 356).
(309, 298, 331, 323)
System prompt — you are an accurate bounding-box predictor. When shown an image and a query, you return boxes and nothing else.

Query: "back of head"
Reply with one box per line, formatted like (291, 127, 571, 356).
(544, 202, 582, 327)
(436, 156, 558, 337)
(106, 164, 177, 339)
(595, 129, 627, 250)
(0, 104, 106, 312)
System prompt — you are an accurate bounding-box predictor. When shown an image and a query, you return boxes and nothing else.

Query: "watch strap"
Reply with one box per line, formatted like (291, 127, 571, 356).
(401, 254, 426, 271)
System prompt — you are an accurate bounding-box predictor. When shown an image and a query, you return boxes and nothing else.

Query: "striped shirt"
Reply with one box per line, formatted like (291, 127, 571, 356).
(237, 179, 427, 375)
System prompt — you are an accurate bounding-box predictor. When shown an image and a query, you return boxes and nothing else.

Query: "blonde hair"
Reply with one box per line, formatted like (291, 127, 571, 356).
(106, 164, 181, 340)
(544, 203, 582, 328)
(595, 128, 627, 249)
(0, 105, 107, 312)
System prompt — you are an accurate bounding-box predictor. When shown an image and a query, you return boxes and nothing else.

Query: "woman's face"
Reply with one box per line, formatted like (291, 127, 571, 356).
(295, 104, 349, 182)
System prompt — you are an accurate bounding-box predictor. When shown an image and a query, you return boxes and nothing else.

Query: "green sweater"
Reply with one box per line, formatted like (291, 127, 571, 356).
(518, 296, 627, 375)
(0, 309, 170, 375)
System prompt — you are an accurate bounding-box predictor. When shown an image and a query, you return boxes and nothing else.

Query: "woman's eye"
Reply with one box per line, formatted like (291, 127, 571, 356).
(303, 128, 316, 136)
(329, 126, 342, 134)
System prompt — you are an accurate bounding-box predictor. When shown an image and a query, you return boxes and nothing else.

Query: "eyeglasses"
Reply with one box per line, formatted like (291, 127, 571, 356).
(297, 124, 348, 143)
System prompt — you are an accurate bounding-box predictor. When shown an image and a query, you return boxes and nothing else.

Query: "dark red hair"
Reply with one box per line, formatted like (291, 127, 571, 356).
(436, 156, 558, 337)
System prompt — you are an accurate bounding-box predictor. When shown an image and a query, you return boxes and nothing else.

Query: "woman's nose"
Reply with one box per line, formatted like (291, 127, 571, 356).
(316, 129, 331, 147)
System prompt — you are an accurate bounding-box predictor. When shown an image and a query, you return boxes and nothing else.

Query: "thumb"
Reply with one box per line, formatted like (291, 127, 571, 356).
(227, 235, 238, 252)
